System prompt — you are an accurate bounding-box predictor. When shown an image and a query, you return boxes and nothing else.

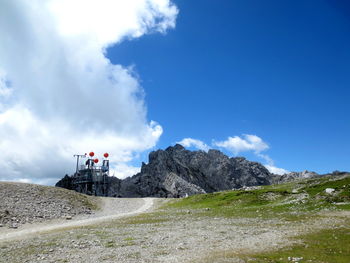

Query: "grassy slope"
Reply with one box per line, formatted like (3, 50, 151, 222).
(241, 224, 350, 263)
(166, 174, 350, 262)
(167, 175, 350, 214)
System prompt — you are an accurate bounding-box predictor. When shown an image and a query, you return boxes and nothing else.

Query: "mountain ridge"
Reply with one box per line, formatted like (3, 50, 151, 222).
(57, 144, 273, 197)
(57, 144, 346, 197)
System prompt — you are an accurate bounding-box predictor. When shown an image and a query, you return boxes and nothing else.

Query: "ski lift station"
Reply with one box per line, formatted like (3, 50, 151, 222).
(72, 152, 110, 196)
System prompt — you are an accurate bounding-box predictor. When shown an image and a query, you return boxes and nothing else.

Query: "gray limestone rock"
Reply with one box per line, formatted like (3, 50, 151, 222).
(270, 170, 320, 184)
(57, 144, 273, 197)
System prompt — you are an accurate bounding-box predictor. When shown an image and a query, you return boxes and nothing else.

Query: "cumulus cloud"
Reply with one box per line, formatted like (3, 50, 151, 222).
(256, 153, 289, 175)
(264, 165, 289, 175)
(179, 135, 288, 175)
(213, 135, 288, 175)
(177, 138, 209, 151)
(213, 134, 269, 155)
(0, 0, 177, 184)
(112, 163, 141, 179)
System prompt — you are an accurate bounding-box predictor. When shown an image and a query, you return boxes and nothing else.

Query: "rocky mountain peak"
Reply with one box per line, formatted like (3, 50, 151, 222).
(166, 144, 186, 152)
(57, 145, 274, 198)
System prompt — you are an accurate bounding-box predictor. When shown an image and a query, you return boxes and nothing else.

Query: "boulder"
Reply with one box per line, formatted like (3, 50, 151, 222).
(325, 188, 335, 194)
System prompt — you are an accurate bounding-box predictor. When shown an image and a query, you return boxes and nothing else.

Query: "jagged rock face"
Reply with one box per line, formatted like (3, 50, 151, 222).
(56, 144, 273, 198)
(116, 144, 272, 197)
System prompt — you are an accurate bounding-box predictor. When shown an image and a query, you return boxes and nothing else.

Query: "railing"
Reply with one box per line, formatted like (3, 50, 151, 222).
(79, 165, 109, 172)
(73, 173, 107, 183)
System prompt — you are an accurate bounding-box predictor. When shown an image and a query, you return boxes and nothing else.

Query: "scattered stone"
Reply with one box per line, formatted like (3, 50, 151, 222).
(333, 202, 349, 205)
(0, 182, 97, 228)
(176, 243, 186, 250)
(288, 256, 303, 262)
(9, 223, 18, 229)
(325, 188, 335, 194)
(243, 186, 262, 191)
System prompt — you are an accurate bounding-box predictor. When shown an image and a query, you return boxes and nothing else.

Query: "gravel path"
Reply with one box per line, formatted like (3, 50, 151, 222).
(2, 177, 350, 262)
(1, 206, 349, 263)
(0, 197, 154, 242)
(1, 184, 349, 263)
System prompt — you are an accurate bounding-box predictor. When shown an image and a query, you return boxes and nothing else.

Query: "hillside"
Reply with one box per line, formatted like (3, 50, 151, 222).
(168, 173, 350, 218)
(2, 174, 349, 263)
(0, 182, 99, 228)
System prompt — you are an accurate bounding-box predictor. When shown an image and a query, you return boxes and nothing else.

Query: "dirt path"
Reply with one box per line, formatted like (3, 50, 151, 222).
(0, 197, 155, 242)
(1, 204, 349, 263)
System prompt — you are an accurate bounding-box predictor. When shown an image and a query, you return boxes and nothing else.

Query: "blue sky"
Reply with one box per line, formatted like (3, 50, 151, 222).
(107, 0, 350, 173)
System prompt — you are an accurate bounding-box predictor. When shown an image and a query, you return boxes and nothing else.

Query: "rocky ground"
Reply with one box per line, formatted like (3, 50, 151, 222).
(0, 182, 99, 229)
(1, 175, 349, 262)
(0, 201, 349, 263)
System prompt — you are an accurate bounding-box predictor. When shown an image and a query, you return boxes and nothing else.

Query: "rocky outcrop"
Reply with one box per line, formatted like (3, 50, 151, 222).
(116, 145, 272, 197)
(56, 144, 273, 197)
(270, 170, 320, 184)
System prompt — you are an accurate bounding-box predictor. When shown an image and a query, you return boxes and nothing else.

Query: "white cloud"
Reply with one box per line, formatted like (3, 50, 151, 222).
(17, 178, 32, 184)
(256, 153, 289, 175)
(264, 165, 289, 175)
(181, 135, 289, 175)
(177, 138, 209, 151)
(213, 134, 269, 155)
(0, 0, 177, 184)
(112, 164, 141, 179)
